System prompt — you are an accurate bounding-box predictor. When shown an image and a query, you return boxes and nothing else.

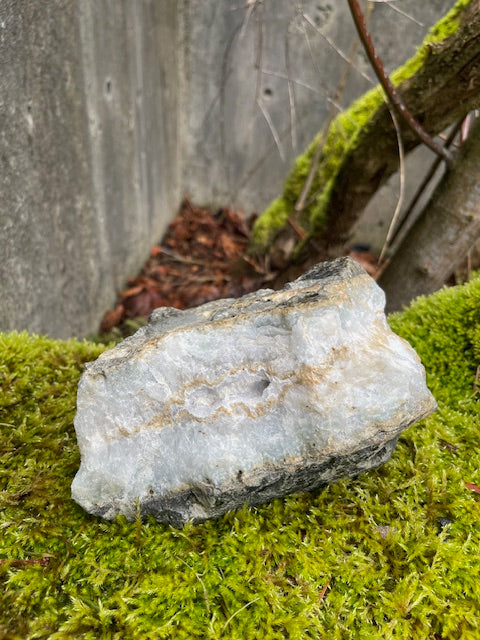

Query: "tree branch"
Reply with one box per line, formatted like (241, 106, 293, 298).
(347, 0, 453, 164)
(379, 116, 480, 312)
(323, 0, 480, 250)
(252, 0, 480, 280)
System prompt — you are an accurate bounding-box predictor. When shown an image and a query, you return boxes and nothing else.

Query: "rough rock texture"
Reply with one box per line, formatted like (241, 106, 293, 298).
(72, 258, 436, 527)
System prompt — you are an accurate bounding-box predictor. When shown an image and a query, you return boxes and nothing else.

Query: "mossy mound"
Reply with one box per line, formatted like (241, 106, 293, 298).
(1, 278, 480, 639)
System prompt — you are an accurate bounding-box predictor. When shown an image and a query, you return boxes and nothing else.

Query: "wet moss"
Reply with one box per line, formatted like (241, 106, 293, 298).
(426, 0, 472, 44)
(252, 197, 292, 250)
(1, 274, 480, 638)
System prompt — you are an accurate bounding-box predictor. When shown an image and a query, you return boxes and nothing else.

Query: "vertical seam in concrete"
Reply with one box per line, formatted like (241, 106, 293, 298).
(77, 0, 111, 279)
(131, 1, 148, 237)
(177, 0, 189, 200)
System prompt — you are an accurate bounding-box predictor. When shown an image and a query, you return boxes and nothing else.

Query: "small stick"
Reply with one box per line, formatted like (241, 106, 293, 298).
(319, 579, 330, 603)
(378, 107, 405, 264)
(287, 216, 307, 240)
(156, 247, 225, 269)
(387, 118, 463, 249)
(347, 0, 453, 165)
(0, 554, 55, 567)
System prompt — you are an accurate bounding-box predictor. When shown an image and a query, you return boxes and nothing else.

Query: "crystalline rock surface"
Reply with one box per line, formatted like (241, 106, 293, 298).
(71, 258, 436, 527)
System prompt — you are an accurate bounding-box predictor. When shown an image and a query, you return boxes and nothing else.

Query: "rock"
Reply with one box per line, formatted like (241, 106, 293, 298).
(71, 257, 436, 527)
(376, 525, 395, 539)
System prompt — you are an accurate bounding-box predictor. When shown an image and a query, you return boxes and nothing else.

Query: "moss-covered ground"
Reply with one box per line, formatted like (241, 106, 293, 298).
(1, 276, 480, 639)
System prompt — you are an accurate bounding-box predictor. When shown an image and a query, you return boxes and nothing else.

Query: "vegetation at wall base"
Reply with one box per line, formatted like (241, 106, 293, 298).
(1, 277, 480, 639)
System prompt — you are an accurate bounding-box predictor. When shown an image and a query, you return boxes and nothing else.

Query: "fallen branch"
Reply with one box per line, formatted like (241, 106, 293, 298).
(347, 0, 452, 164)
(0, 554, 55, 567)
(252, 0, 480, 264)
(379, 116, 480, 311)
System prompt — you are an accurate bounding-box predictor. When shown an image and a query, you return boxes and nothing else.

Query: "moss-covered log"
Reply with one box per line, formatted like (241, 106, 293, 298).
(251, 0, 480, 262)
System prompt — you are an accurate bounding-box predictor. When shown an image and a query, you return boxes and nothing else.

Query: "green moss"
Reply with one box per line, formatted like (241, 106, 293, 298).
(252, 0, 471, 252)
(250, 197, 291, 250)
(388, 278, 480, 403)
(389, 0, 472, 82)
(2, 277, 480, 638)
(426, 0, 472, 44)
(251, 86, 384, 249)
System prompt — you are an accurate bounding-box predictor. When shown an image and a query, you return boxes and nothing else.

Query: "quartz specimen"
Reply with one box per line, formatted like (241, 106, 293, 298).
(72, 257, 436, 527)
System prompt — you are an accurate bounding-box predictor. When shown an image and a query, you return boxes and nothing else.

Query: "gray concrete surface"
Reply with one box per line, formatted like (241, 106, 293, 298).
(350, 144, 446, 254)
(0, 0, 452, 338)
(0, 0, 181, 338)
(181, 0, 453, 214)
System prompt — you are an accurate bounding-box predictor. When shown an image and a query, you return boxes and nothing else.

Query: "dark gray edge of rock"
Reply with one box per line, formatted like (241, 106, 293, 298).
(91, 435, 400, 529)
(287, 256, 365, 288)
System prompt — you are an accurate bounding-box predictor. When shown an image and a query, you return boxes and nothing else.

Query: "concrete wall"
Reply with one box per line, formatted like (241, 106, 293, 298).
(0, 0, 452, 338)
(181, 0, 453, 214)
(0, 0, 181, 338)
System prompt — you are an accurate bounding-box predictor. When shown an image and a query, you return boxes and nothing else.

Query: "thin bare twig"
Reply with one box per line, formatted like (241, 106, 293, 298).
(253, 0, 264, 103)
(347, 0, 453, 164)
(285, 22, 298, 150)
(299, 3, 324, 79)
(368, 0, 424, 27)
(0, 554, 55, 567)
(156, 247, 226, 269)
(287, 216, 307, 239)
(257, 99, 285, 161)
(294, 21, 364, 214)
(231, 114, 306, 198)
(302, 12, 375, 85)
(294, 127, 327, 214)
(239, 0, 261, 40)
(318, 580, 330, 603)
(387, 118, 463, 249)
(219, 22, 245, 182)
(378, 107, 406, 264)
(260, 69, 321, 94)
(251, 1, 285, 161)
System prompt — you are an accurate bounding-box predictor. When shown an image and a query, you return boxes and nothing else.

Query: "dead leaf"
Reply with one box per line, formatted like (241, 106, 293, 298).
(120, 285, 145, 299)
(465, 482, 480, 494)
(100, 305, 125, 333)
